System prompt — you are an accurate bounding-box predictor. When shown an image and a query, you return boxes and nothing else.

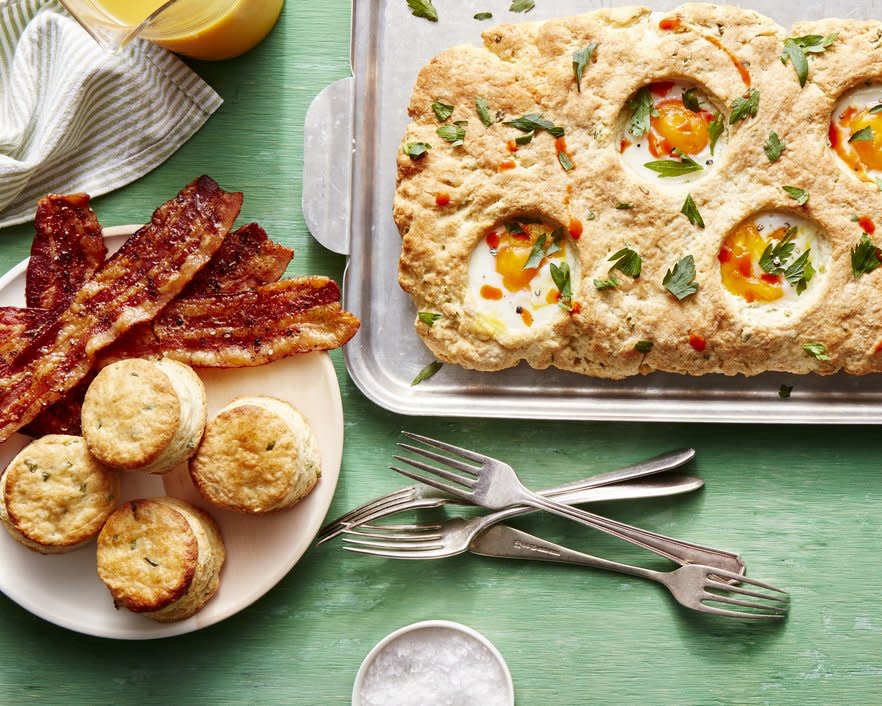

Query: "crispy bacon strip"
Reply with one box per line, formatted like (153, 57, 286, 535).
(101, 278, 360, 368)
(26, 193, 106, 312)
(0, 175, 243, 442)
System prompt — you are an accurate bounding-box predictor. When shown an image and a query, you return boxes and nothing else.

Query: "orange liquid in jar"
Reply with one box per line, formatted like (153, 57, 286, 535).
(96, 0, 283, 60)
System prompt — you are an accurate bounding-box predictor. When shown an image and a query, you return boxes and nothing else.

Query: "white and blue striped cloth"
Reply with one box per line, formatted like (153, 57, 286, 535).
(0, 0, 222, 228)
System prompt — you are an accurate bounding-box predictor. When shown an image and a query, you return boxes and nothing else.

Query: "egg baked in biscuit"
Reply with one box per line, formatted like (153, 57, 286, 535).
(395, 4, 882, 378)
(96, 497, 225, 622)
(0, 435, 119, 554)
(82, 358, 206, 473)
(189, 396, 321, 514)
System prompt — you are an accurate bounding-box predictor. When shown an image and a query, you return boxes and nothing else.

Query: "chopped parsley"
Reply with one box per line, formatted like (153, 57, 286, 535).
(436, 124, 465, 146)
(784, 249, 815, 294)
(782, 185, 809, 205)
(608, 247, 642, 278)
(432, 100, 454, 122)
(503, 113, 564, 138)
(663, 255, 699, 300)
(515, 131, 534, 145)
(474, 11, 493, 20)
(405, 142, 431, 160)
(851, 233, 882, 278)
(558, 151, 575, 171)
(849, 126, 874, 143)
(550, 262, 573, 307)
(681, 193, 705, 229)
(418, 311, 443, 327)
(476, 97, 493, 127)
(781, 34, 837, 87)
(759, 230, 796, 274)
(643, 154, 703, 177)
(802, 342, 830, 361)
(708, 111, 724, 155)
(764, 131, 785, 162)
(634, 340, 653, 354)
(594, 276, 619, 290)
(628, 87, 657, 139)
(407, 0, 438, 22)
(729, 89, 760, 124)
(682, 88, 701, 112)
(778, 384, 793, 399)
(523, 229, 562, 269)
(509, 0, 534, 12)
(572, 42, 597, 93)
(615, 202, 633, 210)
(411, 361, 443, 386)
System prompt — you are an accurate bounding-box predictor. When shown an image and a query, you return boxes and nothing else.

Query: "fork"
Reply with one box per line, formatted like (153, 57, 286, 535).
(471, 525, 789, 620)
(391, 431, 744, 574)
(317, 447, 696, 545)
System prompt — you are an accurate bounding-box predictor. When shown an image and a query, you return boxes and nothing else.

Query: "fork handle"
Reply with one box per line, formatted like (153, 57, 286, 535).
(524, 491, 745, 575)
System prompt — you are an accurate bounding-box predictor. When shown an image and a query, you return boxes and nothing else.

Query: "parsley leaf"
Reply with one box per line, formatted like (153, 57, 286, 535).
(572, 42, 597, 93)
(558, 151, 575, 171)
(682, 88, 701, 112)
(524, 234, 549, 269)
(782, 185, 809, 205)
(663, 255, 699, 300)
(851, 233, 882, 278)
(781, 34, 837, 87)
(418, 312, 442, 327)
(615, 202, 633, 210)
(608, 247, 642, 278)
(407, 0, 438, 22)
(729, 89, 759, 124)
(476, 97, 493, 127)
(764, 131, 785, 162)
(550, 262, 573, 307)
(474, 11, 493, 20)
(628, 87, 657, 139)
(681, 193, 705, 228)
(643, 155, 703, 177)
(411, 360, 443, 385)
(784, 249, 814, 294)
(432, 100, 454, 122)
(634, 340, 653, 354)
(504, 113, 564, 138)
(509, 0, 534, 12)
(405, 142, 431, 160)
(802, 342, 830, 361)
(779, 384, 793, 399)
(436, 124, 465, 146)
(515, 131, 534, 145)
(594, 276, 619, 290)
(708, 111, 724, 155)
(849, 126, 874, 143)
(759, 230, 796, 274)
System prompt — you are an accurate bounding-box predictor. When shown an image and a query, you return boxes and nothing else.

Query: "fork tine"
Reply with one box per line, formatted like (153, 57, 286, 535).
(317, 486, 417, 540)
(361, 523, 444, 532)
(342, 527, 443, 541)
(342, 537, 445, 551)
(393, 456, 477, 488)
(401, 431, 489, 464)
(700, 596, 789, 616)
(343, 545, 445, 560)
(397, 442, 480, 475)
(700, 567, 789, 594)
(696, 604, 786, 620)
(705, 580, 791, 604)
(391, 465, 475, 499)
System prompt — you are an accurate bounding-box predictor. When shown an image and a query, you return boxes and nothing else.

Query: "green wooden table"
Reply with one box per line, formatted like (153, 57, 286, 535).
(1, 3, 881, 703)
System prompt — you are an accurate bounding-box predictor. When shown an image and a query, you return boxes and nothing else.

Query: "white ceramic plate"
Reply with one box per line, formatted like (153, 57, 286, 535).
(0, 226, 343, 639)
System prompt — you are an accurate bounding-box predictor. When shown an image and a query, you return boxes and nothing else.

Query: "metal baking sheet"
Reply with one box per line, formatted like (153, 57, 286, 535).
(302, 0, 882, 423)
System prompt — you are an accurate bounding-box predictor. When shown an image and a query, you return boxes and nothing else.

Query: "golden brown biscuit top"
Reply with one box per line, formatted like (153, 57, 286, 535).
(3, 434, 118, 547)
(96, 499, 197, 612)
(82, 359, 181, 469)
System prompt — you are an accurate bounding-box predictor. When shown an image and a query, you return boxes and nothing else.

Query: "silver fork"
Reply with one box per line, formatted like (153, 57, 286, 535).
(471, 525, 789, 620)
(317, 447, 696, 545)
(391, 431, 744, 574)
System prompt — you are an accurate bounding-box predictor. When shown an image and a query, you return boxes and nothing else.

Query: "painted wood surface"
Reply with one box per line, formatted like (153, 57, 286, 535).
(1, 2, 881, 703)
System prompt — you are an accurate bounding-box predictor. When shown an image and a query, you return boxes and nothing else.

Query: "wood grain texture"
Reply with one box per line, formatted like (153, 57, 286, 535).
(1, 2, 882, 704)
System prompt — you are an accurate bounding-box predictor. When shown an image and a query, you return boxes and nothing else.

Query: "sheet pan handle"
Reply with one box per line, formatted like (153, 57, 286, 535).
(302, 77, 354, 256)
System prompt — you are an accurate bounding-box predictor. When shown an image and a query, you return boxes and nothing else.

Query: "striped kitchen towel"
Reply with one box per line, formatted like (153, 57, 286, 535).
(0, 0, 222, 229)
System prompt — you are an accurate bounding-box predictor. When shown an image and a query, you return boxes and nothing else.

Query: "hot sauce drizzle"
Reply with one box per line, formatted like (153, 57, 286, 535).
(858, 216, 876, 235)
(498, 160, 516, 171)
(568, 217, 583, 240)
(555, 136, 575, 170)
(658, 16, 751, 88)
(435, 192, 450, 207)
(480, 284, 503, 300)
(689, 332, 707, 352)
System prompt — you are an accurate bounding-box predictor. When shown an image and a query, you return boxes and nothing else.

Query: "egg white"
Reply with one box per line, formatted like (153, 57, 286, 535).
(619, 81, 726, 189)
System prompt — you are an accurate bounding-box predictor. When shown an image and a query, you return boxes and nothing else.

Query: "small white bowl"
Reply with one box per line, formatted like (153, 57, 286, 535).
(352, 619, 514, 706)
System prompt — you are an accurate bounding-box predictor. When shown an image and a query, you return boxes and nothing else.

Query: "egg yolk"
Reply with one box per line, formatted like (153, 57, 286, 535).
(495, 238, 538, 291)
(719, 222, 785, 303)
(850, 111, 882, 171)
(651, 99, 710, 155)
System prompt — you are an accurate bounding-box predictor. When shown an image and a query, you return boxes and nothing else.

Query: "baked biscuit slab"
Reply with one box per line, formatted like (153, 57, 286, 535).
(395, 4, 882, 378)
(0, 435, 119, 554)
(96, 497, 225, 622)
(82, 358, 206, 473)
(189, 396, 321, 514)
